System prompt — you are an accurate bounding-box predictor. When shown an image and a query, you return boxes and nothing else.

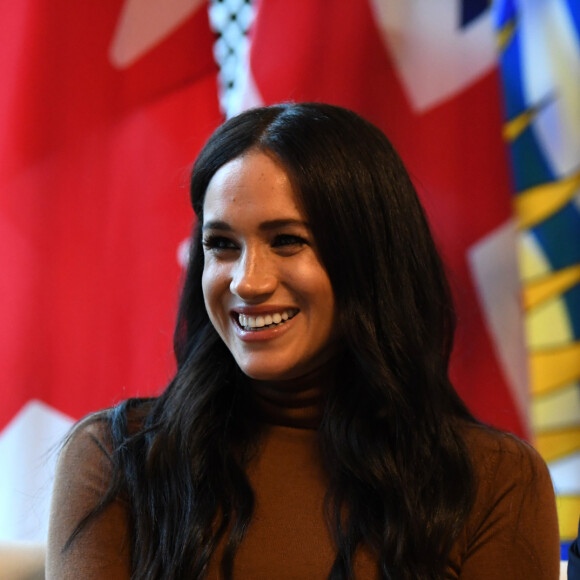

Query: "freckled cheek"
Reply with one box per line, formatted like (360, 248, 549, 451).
(201, 263, 232, 329)
(281, 263, 336, 323)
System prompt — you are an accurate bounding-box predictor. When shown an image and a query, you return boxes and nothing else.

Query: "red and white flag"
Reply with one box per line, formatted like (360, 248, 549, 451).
(238, 0, 529, 437)
(0, 0, 221, 541)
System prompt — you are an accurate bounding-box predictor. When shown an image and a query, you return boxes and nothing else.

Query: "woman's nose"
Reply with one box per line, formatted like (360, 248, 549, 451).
(229, 250, 278, 300)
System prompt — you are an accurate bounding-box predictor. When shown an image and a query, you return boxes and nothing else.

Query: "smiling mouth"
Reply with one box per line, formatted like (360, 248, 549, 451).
(237, 309, 299, 331)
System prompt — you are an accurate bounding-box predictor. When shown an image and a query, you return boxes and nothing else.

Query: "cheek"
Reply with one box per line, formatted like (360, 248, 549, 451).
(287, 266, 336, 326)
(201, 263, 226, 324)
(312, 275, 338, 335)
(201, 266, 212, 310)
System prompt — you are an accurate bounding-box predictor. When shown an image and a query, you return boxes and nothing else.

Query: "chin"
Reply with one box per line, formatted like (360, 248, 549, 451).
(241, 368, 293, 382)
(236, 360, 299, 382)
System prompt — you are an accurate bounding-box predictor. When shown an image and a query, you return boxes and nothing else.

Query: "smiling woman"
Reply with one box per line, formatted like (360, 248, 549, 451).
(46, 103, 560, 580)
(201, 151, 338, 381)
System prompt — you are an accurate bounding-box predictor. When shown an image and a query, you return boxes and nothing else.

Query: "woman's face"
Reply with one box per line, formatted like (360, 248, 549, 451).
(201, 150, 339, 381)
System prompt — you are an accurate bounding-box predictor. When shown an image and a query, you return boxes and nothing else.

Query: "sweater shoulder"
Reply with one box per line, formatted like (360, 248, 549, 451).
(459, 422, 548, 480)
(446, 422, 559, 578)
(61, 400, 153, 465)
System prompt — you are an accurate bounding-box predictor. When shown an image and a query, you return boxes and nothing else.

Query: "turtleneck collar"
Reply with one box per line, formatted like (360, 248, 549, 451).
(250, 358, 339, 430)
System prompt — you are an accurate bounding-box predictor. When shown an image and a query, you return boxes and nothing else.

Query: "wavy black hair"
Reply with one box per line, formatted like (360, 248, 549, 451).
(68, 103, 477, 579)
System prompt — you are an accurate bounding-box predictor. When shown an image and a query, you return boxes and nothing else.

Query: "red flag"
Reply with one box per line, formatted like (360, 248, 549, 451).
(0, 0, 221, 540)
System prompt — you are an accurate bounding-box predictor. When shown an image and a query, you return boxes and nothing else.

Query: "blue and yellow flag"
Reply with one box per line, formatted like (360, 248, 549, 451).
(494, 0, 580, 549)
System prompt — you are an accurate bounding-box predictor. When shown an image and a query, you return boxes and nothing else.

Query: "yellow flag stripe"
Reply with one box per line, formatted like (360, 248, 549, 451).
(503, 94, 555, 142)
(503, 108, 538, 141)
(497, 19, 516, 52)
(514, 170, 580, 229)
(557, 496, 580, 540)
(530, 341, 580, 394)
(524, 264, 580, 310)
(535, 428, 580, 461)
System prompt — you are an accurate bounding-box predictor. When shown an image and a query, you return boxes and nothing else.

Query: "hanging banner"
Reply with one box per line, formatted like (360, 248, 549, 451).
(0, 0, 221, 541)
(493, 0, 580, 545)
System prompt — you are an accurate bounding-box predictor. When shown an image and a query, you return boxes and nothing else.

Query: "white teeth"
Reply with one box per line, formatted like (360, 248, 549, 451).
(237, 309, 297, 330)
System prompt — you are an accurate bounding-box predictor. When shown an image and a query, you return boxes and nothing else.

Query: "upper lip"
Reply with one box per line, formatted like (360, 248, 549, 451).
(231, 305, 299, 315)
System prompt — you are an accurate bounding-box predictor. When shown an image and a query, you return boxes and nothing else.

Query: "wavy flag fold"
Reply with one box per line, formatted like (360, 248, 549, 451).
(493, 0, 580, 543)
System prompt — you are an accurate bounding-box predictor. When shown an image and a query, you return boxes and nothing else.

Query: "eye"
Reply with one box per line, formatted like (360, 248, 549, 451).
(202, 235, 238, 253)
(272, 234, 308, 248)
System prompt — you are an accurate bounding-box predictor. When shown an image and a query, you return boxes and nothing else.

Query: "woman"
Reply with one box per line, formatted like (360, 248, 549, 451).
(47, 103, 560, 579)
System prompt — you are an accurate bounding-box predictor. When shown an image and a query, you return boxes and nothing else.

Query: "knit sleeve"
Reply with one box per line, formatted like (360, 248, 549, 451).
(46, 415, 131, 580)
(456, 427, 560, 580)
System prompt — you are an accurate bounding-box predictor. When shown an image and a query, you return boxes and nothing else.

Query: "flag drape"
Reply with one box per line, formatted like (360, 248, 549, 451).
(494, 0, 580, 545)
(0, 0, 221, 541)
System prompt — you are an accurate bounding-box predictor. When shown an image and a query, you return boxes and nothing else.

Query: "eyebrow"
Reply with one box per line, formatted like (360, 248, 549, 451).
(202, 219, 310, 232)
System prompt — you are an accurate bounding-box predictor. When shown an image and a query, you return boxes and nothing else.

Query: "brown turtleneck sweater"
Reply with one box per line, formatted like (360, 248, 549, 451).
(46, 380, 560, 579)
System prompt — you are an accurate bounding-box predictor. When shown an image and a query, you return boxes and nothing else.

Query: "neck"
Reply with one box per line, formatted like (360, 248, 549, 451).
(250, 359, 338, 430)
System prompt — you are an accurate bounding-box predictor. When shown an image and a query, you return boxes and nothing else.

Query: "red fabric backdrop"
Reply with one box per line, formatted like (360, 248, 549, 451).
(0, 1, 221, 428)
(0, 0, 221, 540)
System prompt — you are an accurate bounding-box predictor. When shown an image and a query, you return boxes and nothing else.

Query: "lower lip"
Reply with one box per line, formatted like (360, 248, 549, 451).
(232, 314, 297, 342)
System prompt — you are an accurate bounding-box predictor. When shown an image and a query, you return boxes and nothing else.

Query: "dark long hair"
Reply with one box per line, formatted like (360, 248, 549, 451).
(71, 103, 477, 579)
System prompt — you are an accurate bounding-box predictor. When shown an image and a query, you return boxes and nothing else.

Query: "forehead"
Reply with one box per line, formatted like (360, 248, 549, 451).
(202, 151, 304, 222)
